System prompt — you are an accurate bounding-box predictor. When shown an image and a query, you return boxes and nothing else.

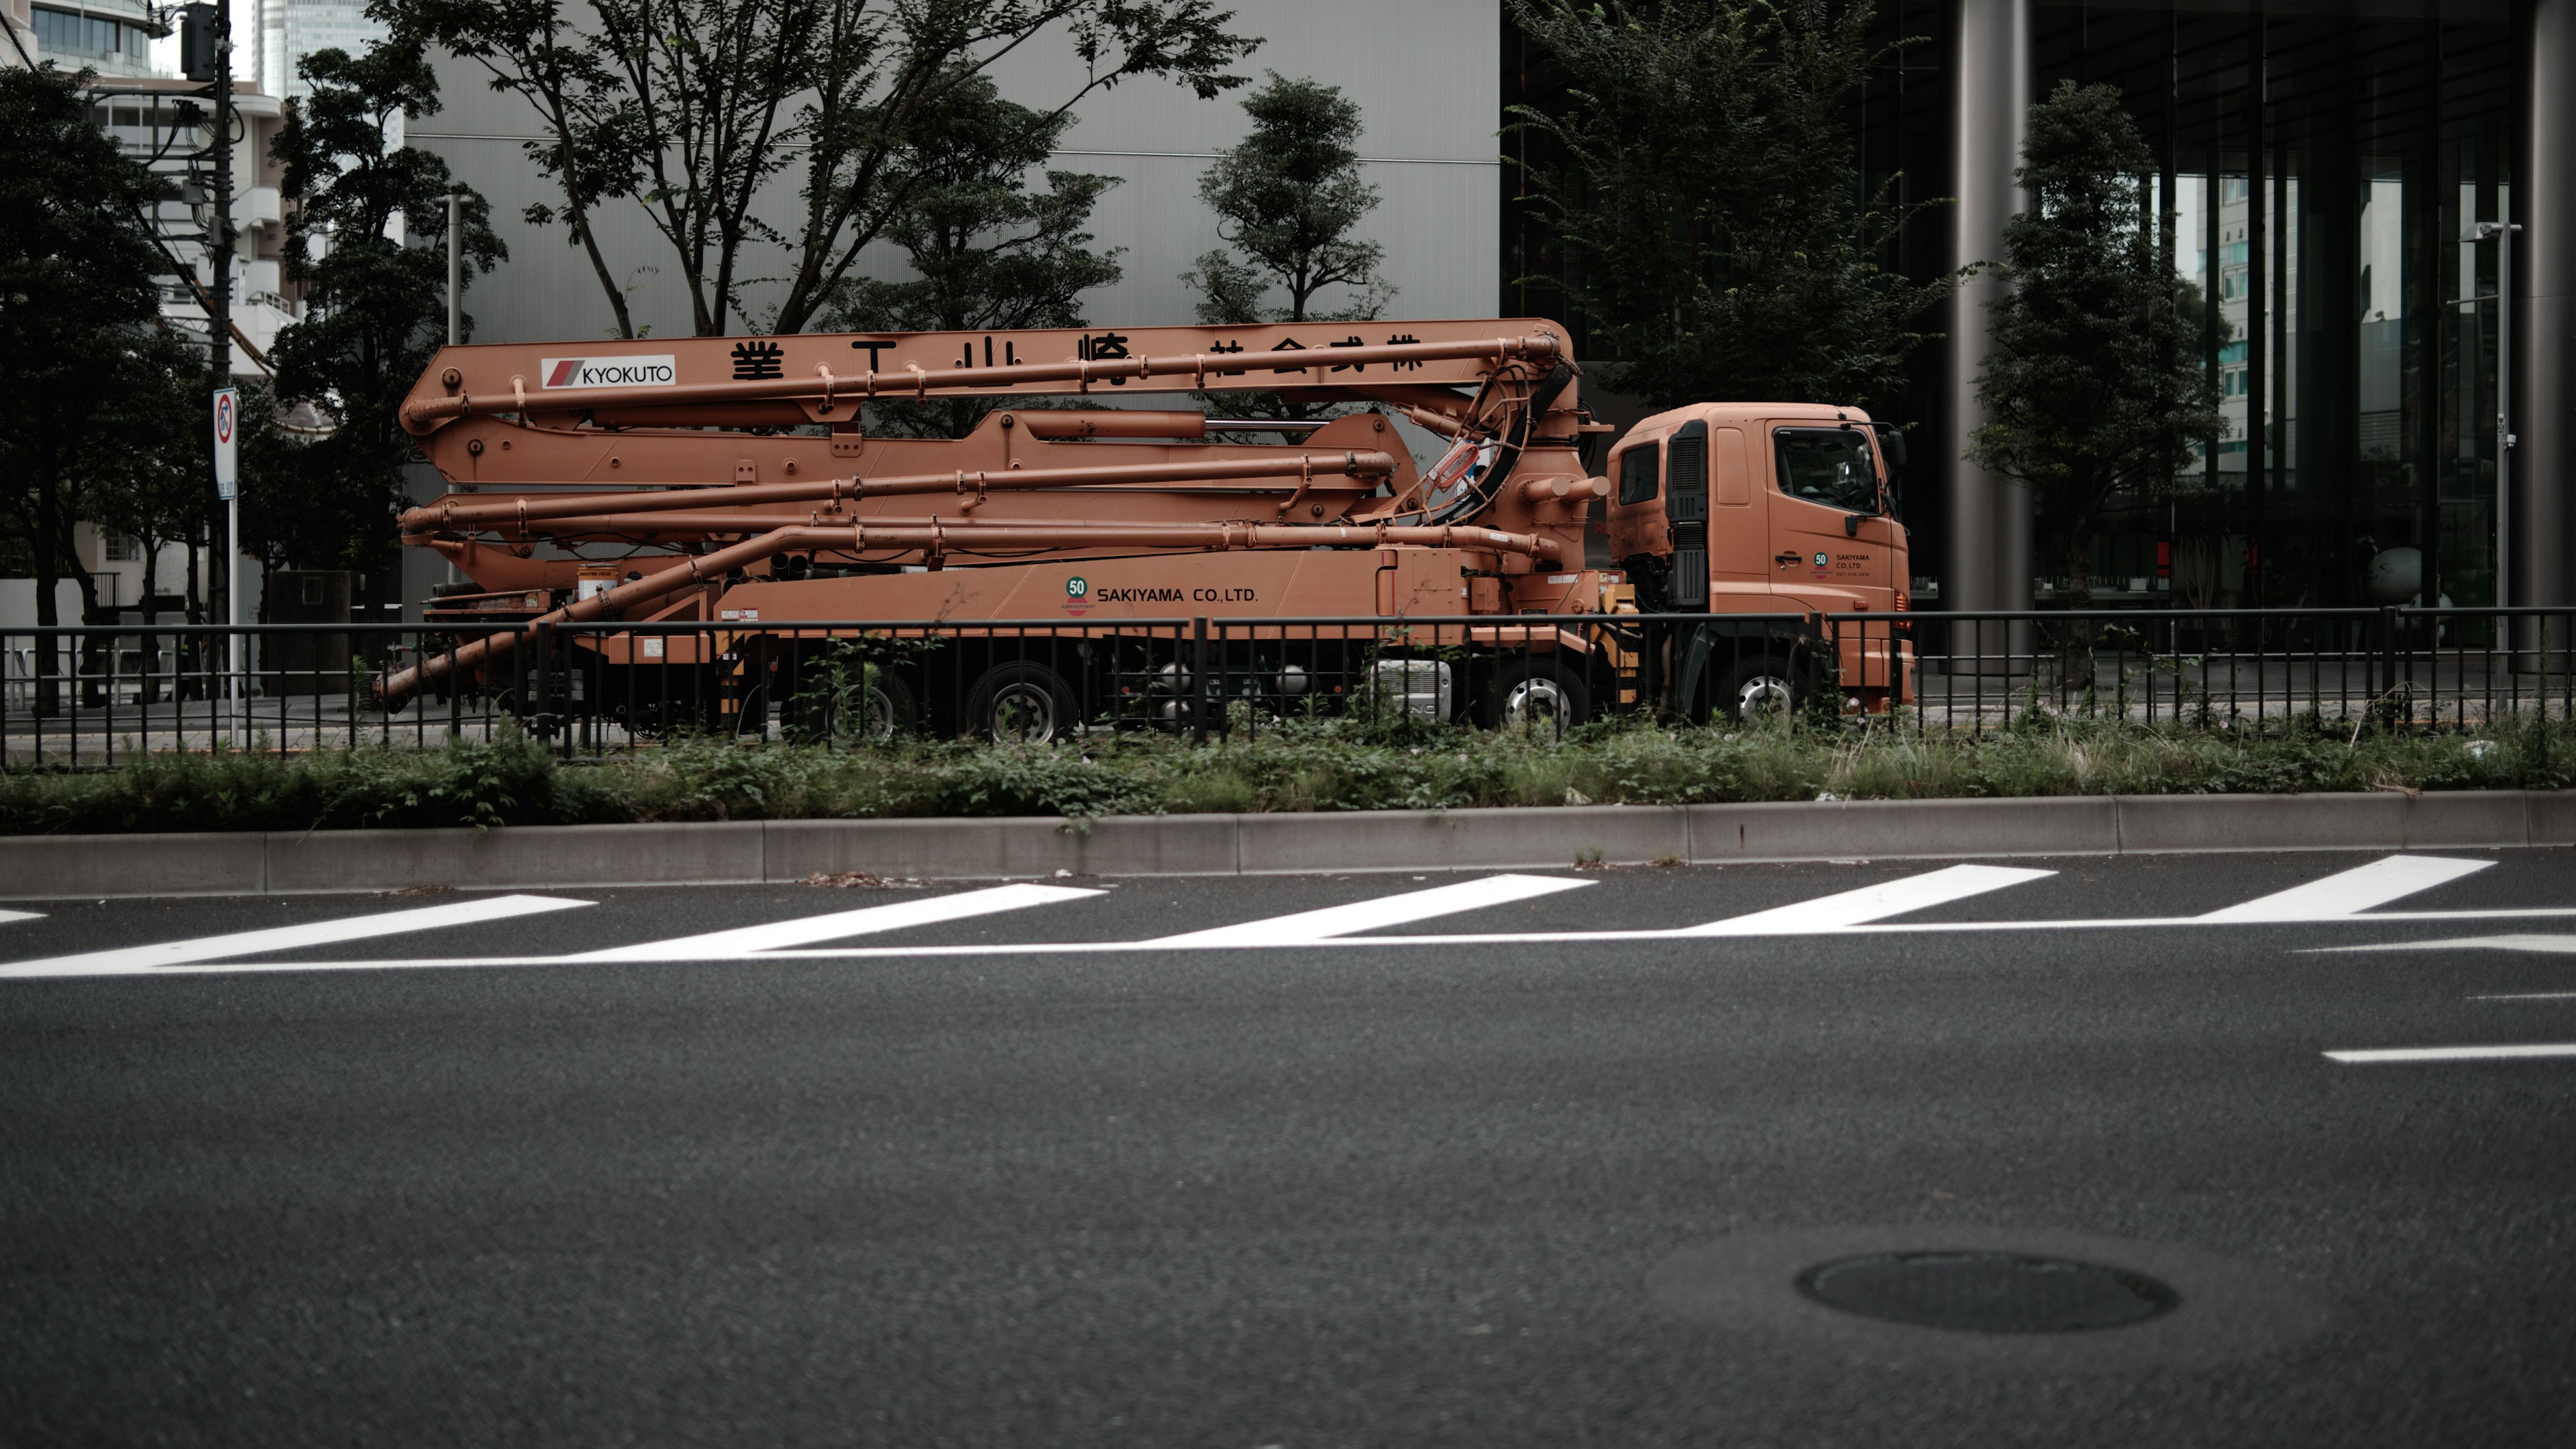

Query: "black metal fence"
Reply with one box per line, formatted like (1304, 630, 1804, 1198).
(5, 606, 2569, 769)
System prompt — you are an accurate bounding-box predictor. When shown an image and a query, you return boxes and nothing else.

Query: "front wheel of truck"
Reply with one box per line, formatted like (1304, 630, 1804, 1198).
(965, 659, 1079, 744)
(1475, 657, 1590, 735)
(1721, 654, 1804, 723)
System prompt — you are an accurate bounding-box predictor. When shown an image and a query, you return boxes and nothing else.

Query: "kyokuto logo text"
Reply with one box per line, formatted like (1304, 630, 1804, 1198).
(540, 355, 678, 389)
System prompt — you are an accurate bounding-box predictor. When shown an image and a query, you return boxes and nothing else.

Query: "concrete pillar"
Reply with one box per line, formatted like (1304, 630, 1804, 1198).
(1947, 0, 2033, 647)
(2522, 0, 2576, 614)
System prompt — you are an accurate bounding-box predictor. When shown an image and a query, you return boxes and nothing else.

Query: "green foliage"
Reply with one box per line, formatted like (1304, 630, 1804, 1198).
(380, 0, 1254, 336)
(253, 38, 504, 576)
(1968, 80, 2224, 609)
(0, 63, 180, 639)
(7, 712, 2570, 835)
(822, 71, 1122, 437)
(1181, 71, 1393, 327)
(1506, 0, 1953, 413)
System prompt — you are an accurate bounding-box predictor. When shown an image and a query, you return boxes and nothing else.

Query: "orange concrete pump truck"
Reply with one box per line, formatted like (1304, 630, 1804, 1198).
(380, 319, 1911, 737)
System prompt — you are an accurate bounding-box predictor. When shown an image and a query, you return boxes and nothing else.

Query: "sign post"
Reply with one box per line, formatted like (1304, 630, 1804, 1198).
(213, 386, 240, 741)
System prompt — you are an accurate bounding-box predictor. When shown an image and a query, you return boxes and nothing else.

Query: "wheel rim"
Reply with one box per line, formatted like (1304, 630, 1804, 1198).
(989, 682, 1059, 742)
(859, 682, 898, 742)
(1735, 674, 1794, 716)
(1499, 677, 1570, 731)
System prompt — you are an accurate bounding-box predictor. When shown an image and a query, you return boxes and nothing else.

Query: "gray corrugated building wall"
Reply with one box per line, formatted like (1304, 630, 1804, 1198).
(407, 0, 1500, 345)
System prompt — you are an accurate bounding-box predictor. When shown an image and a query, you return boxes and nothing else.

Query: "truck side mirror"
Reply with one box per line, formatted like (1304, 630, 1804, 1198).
(1873, 424, 1909, 471)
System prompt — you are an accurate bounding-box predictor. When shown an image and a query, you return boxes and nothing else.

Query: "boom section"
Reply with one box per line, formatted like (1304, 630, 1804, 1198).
(402, 320, 1573, 435)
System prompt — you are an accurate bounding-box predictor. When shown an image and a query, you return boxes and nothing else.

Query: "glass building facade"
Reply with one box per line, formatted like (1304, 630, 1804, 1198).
(256, 0, 392, 115)
(2025, 3, 2519, 612)
(1507, 1, 2573, 616)
(30, 1, 160, 78)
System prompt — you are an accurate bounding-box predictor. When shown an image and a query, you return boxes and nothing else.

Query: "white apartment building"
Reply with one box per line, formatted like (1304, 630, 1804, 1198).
(19, 0, 159, 76)
(0, 67, 290, 629)
(254, 0, 394, 144)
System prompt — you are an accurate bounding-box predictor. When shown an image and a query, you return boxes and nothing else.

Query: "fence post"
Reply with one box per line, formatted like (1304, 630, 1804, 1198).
(560, 625, 578, 761)
(1191, 616, 1211, 744)
(2375, 606, 2397, 713)
(531, 621, 553, 742)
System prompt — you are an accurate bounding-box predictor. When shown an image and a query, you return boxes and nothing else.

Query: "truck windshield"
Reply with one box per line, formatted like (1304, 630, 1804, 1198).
(1615, 442, 1660, 504)
(1774, 428, 1880, 514)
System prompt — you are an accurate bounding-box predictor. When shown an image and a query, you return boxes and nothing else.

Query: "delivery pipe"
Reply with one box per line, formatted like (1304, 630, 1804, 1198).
(376, 527, 803, 708)
(401, 451, 1398, 533)
(376, 521, 1561, 708)
(438, 518, 1560, 560)
(402, 335, 1562, 432)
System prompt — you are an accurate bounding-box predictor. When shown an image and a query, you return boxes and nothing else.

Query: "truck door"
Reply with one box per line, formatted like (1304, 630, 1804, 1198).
(1703, 424, 1768, 600)
(1765, 424, 1897, 616)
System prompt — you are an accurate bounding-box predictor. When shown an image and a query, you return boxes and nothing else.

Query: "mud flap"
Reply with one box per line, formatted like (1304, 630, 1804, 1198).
(1672, 624, 1718, 722)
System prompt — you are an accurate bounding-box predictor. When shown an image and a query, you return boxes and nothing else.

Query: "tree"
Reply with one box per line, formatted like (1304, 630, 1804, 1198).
(821, 71, 1122, 437)
(379, 0, 1254, 337)
(1506, 0, 1953, 413)
(1180, 71, 1391, 326)
(0, 64, 173, 711)
(76, 329, 215, 619)
(1967, 80, 2224, 610)
(255, 38, 504, 576)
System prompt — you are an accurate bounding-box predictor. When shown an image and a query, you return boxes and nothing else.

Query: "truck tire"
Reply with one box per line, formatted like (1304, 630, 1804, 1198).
(965, 659, 1079, 743)
(855, 668, 919, 743)
(1720, 654, 1803, 722)
(1475, 657, 1589, 735)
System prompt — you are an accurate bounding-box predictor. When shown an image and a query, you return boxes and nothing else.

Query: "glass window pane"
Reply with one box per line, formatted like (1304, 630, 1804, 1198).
(1616, 443, 1659, 505)
(1773, 429, 1879, 513)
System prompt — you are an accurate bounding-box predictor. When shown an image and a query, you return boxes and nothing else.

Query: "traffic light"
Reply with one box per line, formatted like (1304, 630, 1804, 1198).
(179, 4, 219, 83)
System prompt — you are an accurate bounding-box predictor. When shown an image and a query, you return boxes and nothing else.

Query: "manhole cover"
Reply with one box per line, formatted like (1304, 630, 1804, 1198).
(1796, 1250, 2178, 1334)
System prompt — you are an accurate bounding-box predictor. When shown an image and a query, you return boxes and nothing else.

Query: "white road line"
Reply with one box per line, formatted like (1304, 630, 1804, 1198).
(2320, 933, 2576, 956)
(1148, 873, 1593, 946)
(15, 862, 2576, 981)
(2198, 855, 2493, 923)
(0, 894, 592, 979)
(572, 883, 1102, 961)
(26, 906, 2576, 977)
(0, 910, 41, 926)
(2325, 1042, 2576, 1065)
(2470, 991, 2576, 1002)
(1682, 864, 2055, 935)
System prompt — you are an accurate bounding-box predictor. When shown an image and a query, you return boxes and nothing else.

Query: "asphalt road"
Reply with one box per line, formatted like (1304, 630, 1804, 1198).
(5, 849, 2575, 1446)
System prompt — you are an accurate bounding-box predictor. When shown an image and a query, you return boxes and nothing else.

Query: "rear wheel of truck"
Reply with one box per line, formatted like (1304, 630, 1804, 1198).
(965, 660, 1079, 743)
(855, 668, 920, 743)
(1475, 657, 1589, 735)
(1721, 654, 1803, 723)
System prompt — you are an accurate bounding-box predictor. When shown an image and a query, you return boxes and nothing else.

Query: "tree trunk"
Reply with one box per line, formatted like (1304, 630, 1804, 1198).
(138, 536, 162, 704)
(184, 526, 205, 701)
(65, 547, 102, 708)
(2063, 530, 2094, 614)
(31, 463, 62, 718)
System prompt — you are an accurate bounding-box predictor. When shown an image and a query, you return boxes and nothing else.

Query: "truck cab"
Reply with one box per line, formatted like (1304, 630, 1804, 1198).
(1606, 402, 1911, 713)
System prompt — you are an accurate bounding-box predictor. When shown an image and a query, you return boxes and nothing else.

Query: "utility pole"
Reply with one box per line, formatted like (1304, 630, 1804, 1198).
(444, 193, 465, 345)
(215, 0, 241, 740)
(2470, 220, 2522, 620)
(441, 194, 464, 580)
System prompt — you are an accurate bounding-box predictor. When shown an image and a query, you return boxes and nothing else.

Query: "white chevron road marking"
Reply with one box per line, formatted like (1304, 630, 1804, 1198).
(573, 883, 1102, 961)
(8, 857, 2575, 980)
(1150, 873, 1592, 947)
(0, 910, 42, 926)
(0, 894, 592, 979)
(1682, 864, 2055, 935)
(2199, 855, 2493, 923)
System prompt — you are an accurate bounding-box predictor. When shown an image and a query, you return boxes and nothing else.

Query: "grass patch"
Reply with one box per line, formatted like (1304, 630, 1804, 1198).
(3, 712, 2569, 835)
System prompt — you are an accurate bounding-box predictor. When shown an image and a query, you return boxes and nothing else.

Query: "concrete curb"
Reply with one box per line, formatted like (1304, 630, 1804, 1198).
(1, 792, 2569, 899)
